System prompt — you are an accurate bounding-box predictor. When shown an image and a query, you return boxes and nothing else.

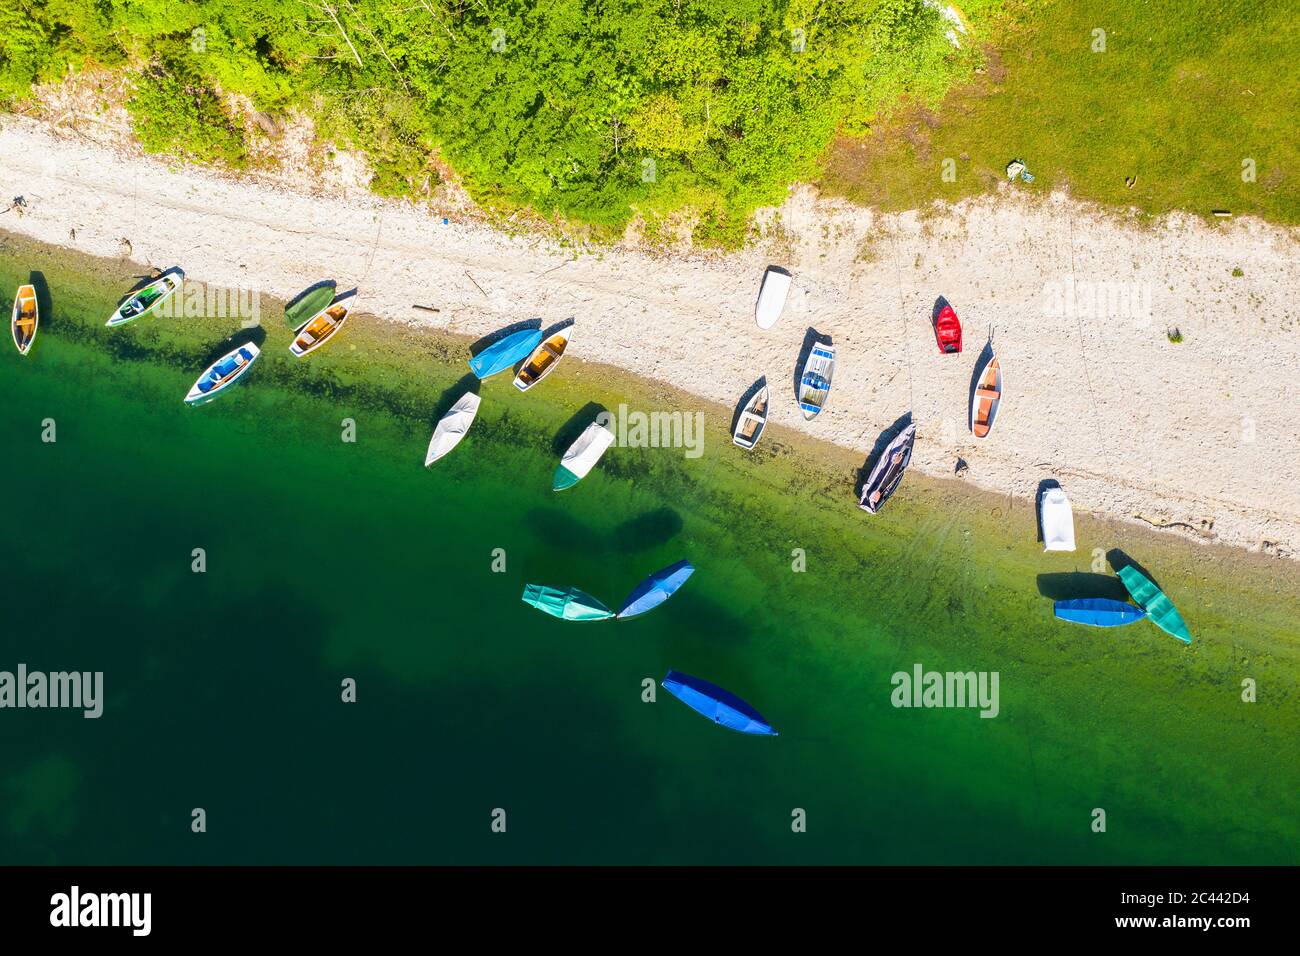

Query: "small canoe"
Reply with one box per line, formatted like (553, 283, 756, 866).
(513, 327, 572, 392)
(971, 349, 1002, 439)
(521, 584, 613, 622)
(933, 303, 962, 354)
(797, 343, 835, 420)
(1054, 598, 1147, 628)
(662, 670, 777, 736)
(732, 386, 769, 449)
(289, 290, 355, 357)
(859, 422, 916, 514)
(184, 342, 260, 404)
(617, 559, 695, 620)
(1117, 564, 1192, 644)
(425, 392, 481, 465)
(553, 421, 615, 491)
(755, 268, 792, 330)
(107, 271, 183, 327)
(11, 283, 37, 355)
(468, 328, 543, 379)
(1041, 486, 1076, 552)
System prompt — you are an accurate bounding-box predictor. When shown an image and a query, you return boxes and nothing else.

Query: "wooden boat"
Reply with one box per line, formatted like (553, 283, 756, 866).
(469, 328, 543, 379)
(425, 392, 481, 465)
(1053, 599, 1146, 628)
(970, 348, 1002, 439)
(289, 290, 355, 357)
(1117, 565, 1192, 644)
(107, 271, 183, 327)
(11, 283, 37, 355)
(184, 343, 260, 404)
(797, 343, 835, 420)
(933, 303, 962, 354)
(661, 670, 777, 736)
(513, 327, 572, 392)
(553, 421, 615, 490)
(859, 422, 916, 514)
(1040, 486, 1076, 551)
(755, 267, 791, 330)
(732, 386, 769, 449)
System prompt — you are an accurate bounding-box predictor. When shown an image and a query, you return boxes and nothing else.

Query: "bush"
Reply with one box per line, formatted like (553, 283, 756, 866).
(126, 63, 247, 166)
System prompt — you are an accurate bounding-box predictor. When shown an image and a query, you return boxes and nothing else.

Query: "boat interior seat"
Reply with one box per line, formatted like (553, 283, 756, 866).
(976, 387, 1000, 399)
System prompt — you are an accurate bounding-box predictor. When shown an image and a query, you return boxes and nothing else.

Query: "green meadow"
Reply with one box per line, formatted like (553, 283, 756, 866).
(820, 0, 1300, 224)
(2, 232, 1299, 863)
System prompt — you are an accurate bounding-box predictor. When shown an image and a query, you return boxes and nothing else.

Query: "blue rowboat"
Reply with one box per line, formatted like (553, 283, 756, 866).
(468, 329, 543, 379)
(617, 559, 694, 619)
(184, 343, 260, 405)
(1053, 598, 1147, 628)
(662, 670, 776, 736)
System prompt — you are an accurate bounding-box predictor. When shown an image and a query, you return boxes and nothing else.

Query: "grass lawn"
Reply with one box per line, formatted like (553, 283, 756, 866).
(819, 0, 1300, 224)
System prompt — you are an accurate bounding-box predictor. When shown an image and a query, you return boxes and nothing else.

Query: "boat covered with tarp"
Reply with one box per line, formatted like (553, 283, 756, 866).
(859, 422, 916, 514)
(521, 584, 614, 621)
(1040, 486, 1076, 552)
(1117, 564, 1192, 643)
(661, 670, 777, 736)
(469, 328, 543, 379)
(1053, 598, 1146, 628)
(617, 559, 694, 619)
(553, 421, 615, 490)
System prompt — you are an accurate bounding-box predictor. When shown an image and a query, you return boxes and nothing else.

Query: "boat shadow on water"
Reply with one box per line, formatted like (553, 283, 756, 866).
(523, 508, 608, 555)
(551, 401, 608, 456)
(730, 376, 767, 437)
(855, 412, 913, 499)
(523, 505, 684, 556)
(1035, 478, 1062, 544)
(1036, 572, 1129, 602)
(610, 507, 683, 552)
(792, 327, 831, 404)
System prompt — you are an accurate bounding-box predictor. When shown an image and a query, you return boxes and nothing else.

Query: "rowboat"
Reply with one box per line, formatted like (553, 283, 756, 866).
(11, 283, 37, 355)
(468, 328, 543, 379)
(1040, 486, 1076, 551)
(1117, 564, 1192, 644)
(1053, 598, 1147, 628)
(661, 670, 777, 736)
(933, 303, 962, 354)
(553, 421, 615, 490)
(859, 422, 916, 514)
(797, 343, 835, 420)
(970, 348, 1002, 439)
(617, 559, 695, 619)
(424, 392, 481, 465)
(107, 271, 183, 327)
(521, 584, 614, 621)
(755, 267, 791, 330)
(513, 327, 572, 392)
(289, 290, 355, 357)
(732, 386, 769, 449)
(184, 343, 260, 404)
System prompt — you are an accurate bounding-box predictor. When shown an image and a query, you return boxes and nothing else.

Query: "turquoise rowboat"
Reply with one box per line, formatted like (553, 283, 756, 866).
(1117, 565, 1192, 644)
(521, 584, 614, 622)
(468, 328, 543, 379)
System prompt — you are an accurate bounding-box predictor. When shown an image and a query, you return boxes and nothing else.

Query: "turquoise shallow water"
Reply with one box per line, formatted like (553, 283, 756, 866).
(2, 235, 1299, 864)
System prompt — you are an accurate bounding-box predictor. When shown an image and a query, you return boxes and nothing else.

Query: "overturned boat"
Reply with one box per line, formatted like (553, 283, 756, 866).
(1117, 564, 1192, 644)
(521, 584, 614, 622)
(425, 392, 481, 465)
(553, 421, 615, 490)
(617, 559, 695, 620)
(1053, 598, 1147, 628)
(469, 328, 543, 379)
(662, 670, 777, 736)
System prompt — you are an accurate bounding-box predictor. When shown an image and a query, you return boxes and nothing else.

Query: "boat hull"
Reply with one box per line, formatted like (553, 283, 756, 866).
(1053, 598, 1147, 627)
(521, 584, 613, 621)
(107, 271, 183, 327)
(1040, 487, 1076, 551)
(617, 559, 695, 619)
(798, 344, 835, 419)
(553, 422, 615, 490)
(512, 329, 571, 391)
(755, 268, 791, 330)
(184, 343, 260, 404)
(425, 392, 481, 465)
(662, 670, 776, 736)
(1117, 565, 1192, 643)
(289, 291, 355, 357)
(933, 304, 962, 354)
(859, 423, 916, 514)
(971, 350, 1001, 439)
(469, 329, 543, 379)
(732, 386, 769, 449)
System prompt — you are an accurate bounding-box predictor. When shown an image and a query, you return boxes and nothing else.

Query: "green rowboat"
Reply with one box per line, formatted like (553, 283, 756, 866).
(1117, 565, 1192, 644)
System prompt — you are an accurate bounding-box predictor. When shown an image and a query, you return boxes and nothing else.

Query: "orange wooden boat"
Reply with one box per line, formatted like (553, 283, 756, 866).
(11, 283, 37, 355)
(971, 350, 1002, 440)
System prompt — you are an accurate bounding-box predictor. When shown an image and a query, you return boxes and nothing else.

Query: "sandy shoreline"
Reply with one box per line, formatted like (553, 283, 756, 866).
(3, 116, 1299, 558)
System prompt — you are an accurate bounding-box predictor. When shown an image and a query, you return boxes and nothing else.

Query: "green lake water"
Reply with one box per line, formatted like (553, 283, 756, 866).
(2, 231, 1298, 864)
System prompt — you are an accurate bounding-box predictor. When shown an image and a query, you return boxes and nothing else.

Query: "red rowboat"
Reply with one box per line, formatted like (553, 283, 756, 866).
(933, 303, 962, 354)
